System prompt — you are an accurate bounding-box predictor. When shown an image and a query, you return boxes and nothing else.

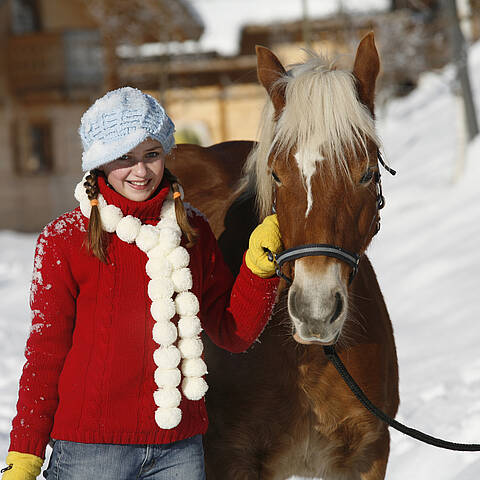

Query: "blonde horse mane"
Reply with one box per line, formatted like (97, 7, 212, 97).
(240, 53, 380, 220)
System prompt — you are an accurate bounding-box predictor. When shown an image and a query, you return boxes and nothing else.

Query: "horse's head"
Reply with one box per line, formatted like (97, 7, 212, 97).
(250, 33, 383, 345)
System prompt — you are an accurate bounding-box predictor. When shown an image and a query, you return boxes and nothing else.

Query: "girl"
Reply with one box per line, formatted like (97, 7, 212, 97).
(2, 87, 281, 479)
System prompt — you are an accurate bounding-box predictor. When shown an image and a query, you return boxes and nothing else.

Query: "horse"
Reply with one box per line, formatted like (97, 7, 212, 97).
(170, 32, 399, 480)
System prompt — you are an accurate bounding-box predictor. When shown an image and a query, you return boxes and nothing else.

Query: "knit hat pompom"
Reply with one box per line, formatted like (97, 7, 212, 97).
(182, 357, 208, 377)
(157, 217, 181, 233)
(79, 87, 175, 172)
(182, 377, 208, 401)
(154, 387, 182, 409)
(175, 292, 200, 317)
(146, 257, 173, 279)
(136, 224, 160, 253)
(147, 228, 181, 257)
(154, 367, 181, 388)
(152, 320, 178, 346)
(74, 178, 88, 202)
(158, 228, 182, 252)
(153, 346, 181, 369)
(167, 246, 190, 270)
(79, 198, 92, 219)
(155, 406, 182, 429)
(172, 268, 193, 293)
(151, 298, 176, 322)
(116, 215, 142, 243)
(100, 204, 124, 232)
(160, 199, 177, 221)
(148, 278, 175, 301)
(178, 337, 204, 359)
(177, 316, 202, 338)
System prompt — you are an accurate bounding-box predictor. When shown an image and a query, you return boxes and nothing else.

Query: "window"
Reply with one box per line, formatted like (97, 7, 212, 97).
(10, 0, 41, 34)
(12, 120, 54, 175)
(64, 30, 103, 89)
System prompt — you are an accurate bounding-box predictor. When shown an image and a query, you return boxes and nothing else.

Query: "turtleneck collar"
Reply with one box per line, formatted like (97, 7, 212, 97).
(98, 174, 170, 222)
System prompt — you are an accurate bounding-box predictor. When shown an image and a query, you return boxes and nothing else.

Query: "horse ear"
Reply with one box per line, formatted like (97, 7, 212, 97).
(256, 45, 287, 117)
(352, 32, 379, 114)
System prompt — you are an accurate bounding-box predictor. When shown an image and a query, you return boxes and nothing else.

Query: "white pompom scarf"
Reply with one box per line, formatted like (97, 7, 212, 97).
(75, 175, 207, 430)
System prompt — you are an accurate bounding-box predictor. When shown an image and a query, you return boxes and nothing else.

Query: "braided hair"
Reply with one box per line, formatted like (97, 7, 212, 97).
(84, 169, 108, 263)
(163, 167, 198, 248)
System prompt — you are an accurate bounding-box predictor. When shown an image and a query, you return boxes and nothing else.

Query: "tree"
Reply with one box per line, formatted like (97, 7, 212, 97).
(444, 0, 479, 142)
(81, 0, 204, 92)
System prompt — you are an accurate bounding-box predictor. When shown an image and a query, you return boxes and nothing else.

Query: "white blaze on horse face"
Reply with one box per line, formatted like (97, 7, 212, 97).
(294, 149, 323, 217)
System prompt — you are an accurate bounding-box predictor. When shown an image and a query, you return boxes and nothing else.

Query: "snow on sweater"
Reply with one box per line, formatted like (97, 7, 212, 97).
(9, 178, 279, 458)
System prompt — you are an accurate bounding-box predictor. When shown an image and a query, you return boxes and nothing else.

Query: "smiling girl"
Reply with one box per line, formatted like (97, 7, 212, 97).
(2, 87, 281, 480)
(104, 138, 167, 201)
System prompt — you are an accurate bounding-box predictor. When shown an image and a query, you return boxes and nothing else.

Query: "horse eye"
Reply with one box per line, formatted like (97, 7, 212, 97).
(272, 171, 281, 183)
(360, 169, 374, 184)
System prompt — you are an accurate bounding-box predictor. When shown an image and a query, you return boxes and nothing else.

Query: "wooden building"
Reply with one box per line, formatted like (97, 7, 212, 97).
(0, 0, 474, 231)
(0, 0, 202, 231)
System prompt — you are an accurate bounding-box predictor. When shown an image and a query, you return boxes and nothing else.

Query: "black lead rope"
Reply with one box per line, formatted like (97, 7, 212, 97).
(0, 465, 12, 473)
(323, 345, 480, 452)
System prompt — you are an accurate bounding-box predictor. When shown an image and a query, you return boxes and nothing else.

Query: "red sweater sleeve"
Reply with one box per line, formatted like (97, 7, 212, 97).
(9, 225, 77, 458)
(198, 218, 279, 353)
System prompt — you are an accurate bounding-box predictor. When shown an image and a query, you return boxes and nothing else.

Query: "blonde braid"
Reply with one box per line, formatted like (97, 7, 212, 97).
(84, 170, 108, 263)
(163, 168, 198, 247)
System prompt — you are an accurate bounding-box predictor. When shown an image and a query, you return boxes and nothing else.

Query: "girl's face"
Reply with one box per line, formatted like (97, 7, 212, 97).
(102, 138, 166, 202)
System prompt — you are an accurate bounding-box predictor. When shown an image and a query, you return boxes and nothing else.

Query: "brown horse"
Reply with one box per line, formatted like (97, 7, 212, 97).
(170, 33, 399, 480)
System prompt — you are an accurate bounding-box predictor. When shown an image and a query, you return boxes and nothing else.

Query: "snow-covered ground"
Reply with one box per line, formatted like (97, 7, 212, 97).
(1, 36, 480, 480)
(370, 50, 480, 478)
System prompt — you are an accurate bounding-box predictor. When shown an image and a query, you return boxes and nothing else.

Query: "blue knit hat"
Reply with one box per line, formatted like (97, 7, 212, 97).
(79, 87, 175, 172)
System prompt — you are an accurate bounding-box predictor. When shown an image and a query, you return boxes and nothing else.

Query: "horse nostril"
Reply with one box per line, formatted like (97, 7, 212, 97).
(329, 292, 343, 324)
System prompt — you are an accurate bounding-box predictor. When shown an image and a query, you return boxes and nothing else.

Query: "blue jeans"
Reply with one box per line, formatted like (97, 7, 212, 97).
(43, 435, 206, 480)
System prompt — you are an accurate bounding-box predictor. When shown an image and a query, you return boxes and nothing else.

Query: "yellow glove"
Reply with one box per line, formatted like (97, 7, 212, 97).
(245, 214, 282, 278)
(2, 452, 43, 480)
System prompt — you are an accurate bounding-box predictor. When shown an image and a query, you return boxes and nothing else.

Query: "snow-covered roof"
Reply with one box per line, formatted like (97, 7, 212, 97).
(190, 0, 389, 55)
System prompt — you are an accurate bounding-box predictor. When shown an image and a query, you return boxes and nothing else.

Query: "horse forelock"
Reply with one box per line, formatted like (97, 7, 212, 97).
(242, 53, 381, 219)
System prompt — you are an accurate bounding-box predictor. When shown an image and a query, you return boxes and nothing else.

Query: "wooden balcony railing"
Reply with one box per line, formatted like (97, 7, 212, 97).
(7, 33, 66, 95)
(7, 30, 103, 97)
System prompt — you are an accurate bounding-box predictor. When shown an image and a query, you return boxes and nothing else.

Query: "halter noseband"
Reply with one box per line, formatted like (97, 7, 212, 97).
(268, 244, 360, 284)
(269, 151, 395, 285)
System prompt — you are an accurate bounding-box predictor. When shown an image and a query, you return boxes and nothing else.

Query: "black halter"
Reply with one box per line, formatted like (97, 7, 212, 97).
(268, 151, 395, 284)
(269, 244, 360, 284)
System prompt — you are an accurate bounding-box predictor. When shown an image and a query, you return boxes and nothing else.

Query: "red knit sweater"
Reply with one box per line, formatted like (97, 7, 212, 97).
(9, 178, 279, 458)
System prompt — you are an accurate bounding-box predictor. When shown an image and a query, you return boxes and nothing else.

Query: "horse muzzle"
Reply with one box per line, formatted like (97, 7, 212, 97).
(288, 286, 346, 345)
